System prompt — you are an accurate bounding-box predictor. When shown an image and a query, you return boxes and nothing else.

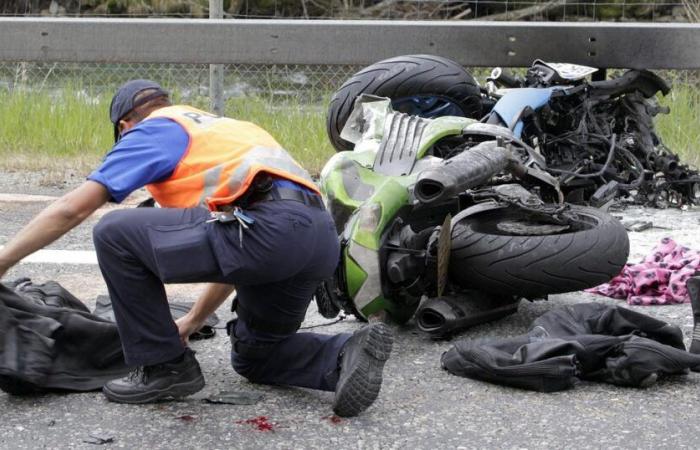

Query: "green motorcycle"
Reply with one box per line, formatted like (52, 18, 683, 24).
(316, 95, 629, 337)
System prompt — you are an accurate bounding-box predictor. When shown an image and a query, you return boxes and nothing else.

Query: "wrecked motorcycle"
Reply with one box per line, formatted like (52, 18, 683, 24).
(327, 55, 700, 208)
(316, 95, 630, 337)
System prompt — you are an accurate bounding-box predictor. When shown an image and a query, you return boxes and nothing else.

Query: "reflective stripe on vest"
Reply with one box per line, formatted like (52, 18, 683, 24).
(143, 105, 319, 210)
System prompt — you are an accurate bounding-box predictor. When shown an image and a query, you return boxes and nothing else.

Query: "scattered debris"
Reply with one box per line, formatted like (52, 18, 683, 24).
(204, 391, 264, 406)
(621, 219, 654, 232)
(83, 432, 115, 445)
(235, 416, 276, 432)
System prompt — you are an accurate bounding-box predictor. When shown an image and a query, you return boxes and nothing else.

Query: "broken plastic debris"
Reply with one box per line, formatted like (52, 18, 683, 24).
(204, 390, 263, 405)
(83, 433, 114, 445)
(621, 219, 653, 232)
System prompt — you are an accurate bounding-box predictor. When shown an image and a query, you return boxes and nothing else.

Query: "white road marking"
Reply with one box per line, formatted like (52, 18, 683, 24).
(0, 191, 149, 265)
(0, 246, 98, 265)
(0, 193, 59, 202)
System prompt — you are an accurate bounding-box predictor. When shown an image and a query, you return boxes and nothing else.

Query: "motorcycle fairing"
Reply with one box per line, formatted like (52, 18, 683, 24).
(339, 95, 392, 146)
(322, 98, 475, 320)
(373, 112, 429, 176)
(343, 178, 410, 319)
(321, 151, 384, 232)
(491, 87, 561, 137)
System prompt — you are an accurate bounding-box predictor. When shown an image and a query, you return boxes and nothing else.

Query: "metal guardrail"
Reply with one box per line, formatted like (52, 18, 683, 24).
(1, 18, 700, 69)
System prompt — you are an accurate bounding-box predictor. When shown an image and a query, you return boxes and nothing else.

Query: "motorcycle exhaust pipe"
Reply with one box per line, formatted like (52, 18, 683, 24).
(414, 141, 514, 205)
(415, 292, 520, 339)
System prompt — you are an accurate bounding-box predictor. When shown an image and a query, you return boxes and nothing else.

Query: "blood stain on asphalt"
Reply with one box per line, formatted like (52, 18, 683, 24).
(235, 416, 275, 432)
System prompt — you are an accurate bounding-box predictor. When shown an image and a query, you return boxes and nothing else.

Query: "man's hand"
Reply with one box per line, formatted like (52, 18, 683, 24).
(175, 283, 236, 345)
(175, 313, 205, 345)
(0, 181, 109, 279)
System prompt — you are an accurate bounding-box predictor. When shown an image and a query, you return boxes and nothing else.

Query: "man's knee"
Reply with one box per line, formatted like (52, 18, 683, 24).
(93, 210, 129, 249)
(92, 210, 133, 251)
(230, 351, 267, 383)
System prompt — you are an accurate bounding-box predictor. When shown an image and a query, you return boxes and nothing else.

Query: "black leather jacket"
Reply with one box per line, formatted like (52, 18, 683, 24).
(442, 303, 700, 391)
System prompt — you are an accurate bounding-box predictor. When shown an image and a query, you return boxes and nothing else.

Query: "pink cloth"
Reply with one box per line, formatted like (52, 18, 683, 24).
(587, 237, 700, 305)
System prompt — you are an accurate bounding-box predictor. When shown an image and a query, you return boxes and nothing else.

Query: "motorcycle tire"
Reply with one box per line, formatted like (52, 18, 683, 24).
(449, 206, 629, 298)
(313, 279, 341, 319)
(327, 54, 483, 152)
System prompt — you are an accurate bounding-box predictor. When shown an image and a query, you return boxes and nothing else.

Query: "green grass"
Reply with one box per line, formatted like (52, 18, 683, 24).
(0, 87, 112, 172)
(0, 88, 334, 177)
(0, 84, 698, 179)
(656, 83, 700, 169)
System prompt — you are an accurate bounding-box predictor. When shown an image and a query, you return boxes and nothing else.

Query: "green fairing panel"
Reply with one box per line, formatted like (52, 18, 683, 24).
(320, 150, 381, 208)
(321, 97, 477, 321)
(344, 247, 365, 299)
(345, 179, 409, 319)
(351, 178, 409, 250)
(415, 116, 476, 159)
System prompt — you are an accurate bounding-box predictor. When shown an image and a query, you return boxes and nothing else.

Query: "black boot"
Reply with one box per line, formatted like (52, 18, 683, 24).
(332, 323, 393, 417)
(103, 348, 205, 404)
(688, 276, 700, 355)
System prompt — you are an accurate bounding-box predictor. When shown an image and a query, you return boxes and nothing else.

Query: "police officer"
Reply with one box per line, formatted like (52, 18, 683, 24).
(0, 80, 393, 417)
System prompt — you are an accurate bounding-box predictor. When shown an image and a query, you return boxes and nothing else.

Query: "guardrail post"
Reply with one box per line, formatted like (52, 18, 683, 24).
(209, 0, 225, 116)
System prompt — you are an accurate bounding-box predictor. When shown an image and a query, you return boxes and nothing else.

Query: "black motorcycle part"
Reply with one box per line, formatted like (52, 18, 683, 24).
(415, 292, 520, 339)
(386, 252, 423, 285)
(450, 205, 629, 298)
(314, 279, 342, 319)
(415, 141, 512, 205)
(488, 67, 522, 88)
(327, 54, 482, 151)
(588, 69, 670, 99)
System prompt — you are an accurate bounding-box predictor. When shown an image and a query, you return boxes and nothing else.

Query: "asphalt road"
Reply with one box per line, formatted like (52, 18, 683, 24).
(2, 171, 700, 449)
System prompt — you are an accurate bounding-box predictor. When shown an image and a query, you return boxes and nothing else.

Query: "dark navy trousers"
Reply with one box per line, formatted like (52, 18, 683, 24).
(92, 198, 349, 392)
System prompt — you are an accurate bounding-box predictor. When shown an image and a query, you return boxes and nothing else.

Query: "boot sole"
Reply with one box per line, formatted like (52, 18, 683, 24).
(333, 323, 393, 417)
(102, 374, 205, 404)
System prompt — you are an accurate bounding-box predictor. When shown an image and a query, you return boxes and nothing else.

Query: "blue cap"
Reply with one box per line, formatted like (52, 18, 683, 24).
(110, 79, 168, 141)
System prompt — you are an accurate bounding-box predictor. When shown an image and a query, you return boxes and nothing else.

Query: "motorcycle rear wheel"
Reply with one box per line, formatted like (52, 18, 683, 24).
(327, 54, 483, 152)
(449, 206, 629, 298)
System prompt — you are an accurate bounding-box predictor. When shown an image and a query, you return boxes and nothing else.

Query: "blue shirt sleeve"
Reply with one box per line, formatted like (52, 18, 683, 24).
(88, 118, 189, 203)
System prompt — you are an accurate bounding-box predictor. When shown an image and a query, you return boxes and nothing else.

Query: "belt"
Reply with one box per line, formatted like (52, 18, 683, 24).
(247, 186, 325, 210)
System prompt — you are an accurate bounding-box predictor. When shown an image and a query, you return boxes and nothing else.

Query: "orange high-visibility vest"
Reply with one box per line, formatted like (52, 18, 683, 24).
(144, 105, 319, 210)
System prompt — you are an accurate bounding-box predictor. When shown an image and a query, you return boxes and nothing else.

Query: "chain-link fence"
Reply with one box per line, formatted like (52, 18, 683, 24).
(2, 61, 699, 103)
(0, 61, 367, 106)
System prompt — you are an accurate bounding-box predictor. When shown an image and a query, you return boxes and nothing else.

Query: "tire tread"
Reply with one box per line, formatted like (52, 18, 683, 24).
(327, 54, 482, 151)
(450, 206, 630, 297)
